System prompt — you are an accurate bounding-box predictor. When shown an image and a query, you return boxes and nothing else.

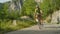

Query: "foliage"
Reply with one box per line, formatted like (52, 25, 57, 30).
(21, 0, 36, 18)
(0, 0, 60, 34)
(0, 19, 36, 34)
(40, 0, 60, 19)
(0, 2, 21, 19)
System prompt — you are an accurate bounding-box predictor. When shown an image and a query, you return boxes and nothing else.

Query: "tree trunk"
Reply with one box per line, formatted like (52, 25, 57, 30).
(12, 20, 17, 25)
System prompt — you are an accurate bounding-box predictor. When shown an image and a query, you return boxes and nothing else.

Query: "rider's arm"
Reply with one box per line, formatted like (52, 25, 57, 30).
(40, 10, 43, 14)
(34, 8, 37, 19)
(40, 10, 43, 15)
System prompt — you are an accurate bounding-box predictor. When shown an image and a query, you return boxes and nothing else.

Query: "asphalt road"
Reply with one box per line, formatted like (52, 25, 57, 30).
(6, 24, 60, 34)
(6, 30, 60, 34)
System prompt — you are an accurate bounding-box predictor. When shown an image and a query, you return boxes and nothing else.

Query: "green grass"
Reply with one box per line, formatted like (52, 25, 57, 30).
(0, 19, 36, 34)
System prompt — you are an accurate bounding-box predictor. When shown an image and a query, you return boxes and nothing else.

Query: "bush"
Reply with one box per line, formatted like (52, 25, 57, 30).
(21, 0, 36, 19)
(40, 0, 60, 19)
(0, 19, 36, 34)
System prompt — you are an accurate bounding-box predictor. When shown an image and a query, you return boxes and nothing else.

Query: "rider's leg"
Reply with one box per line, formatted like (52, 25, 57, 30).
(35, 18, 41, 29)
(39, 19, 44, 29)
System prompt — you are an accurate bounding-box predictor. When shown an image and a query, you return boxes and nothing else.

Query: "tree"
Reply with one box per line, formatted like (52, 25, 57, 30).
(21, 0, 36, 18)
(40, 0, 60, 19)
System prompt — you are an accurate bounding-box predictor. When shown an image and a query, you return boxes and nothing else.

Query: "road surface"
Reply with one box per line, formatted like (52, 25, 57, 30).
(6, 24, 60, 34)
